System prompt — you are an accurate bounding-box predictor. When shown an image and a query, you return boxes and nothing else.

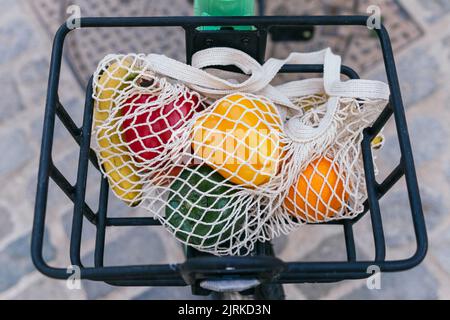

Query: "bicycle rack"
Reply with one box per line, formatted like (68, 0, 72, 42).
(32, 16, 428, 297)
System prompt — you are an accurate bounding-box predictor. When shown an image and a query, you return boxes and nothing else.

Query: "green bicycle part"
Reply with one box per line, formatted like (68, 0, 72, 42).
(194, 0, 255, 30)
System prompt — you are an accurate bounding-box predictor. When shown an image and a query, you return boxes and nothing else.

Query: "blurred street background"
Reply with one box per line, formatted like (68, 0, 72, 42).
(0, 0, 449, 299)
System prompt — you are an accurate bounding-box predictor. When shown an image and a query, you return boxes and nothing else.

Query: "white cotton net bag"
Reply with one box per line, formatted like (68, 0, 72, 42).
(258, 48, 390, 239)
(91, 47, 390, 256)
(154, 92, 291, 255)
(92, 53, 204, 206)
(110, 48, 293, 255)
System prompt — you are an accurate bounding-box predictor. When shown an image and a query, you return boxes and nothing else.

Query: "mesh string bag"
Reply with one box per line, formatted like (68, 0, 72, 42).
(92, 53, 205, 206)
(259, 49, 390, 238)
(140, 92, 291, 255)
(91, 47, 390, 256)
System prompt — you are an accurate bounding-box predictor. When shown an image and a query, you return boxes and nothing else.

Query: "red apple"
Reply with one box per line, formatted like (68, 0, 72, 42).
(121, 92, 202, 161)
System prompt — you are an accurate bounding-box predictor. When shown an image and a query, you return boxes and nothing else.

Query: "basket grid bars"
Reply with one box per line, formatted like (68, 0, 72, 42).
(31, 15, 427, 287)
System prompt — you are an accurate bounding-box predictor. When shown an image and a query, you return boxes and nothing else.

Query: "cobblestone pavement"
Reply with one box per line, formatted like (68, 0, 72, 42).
(0, 0, 449, 300)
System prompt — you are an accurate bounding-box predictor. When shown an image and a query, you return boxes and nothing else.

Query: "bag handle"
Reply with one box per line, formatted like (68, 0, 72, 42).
(281, 49, 343, 142)
(147, 48, 266, 93)
(146, 47, 390, 119)
(147, 47, 299, 109)
(282, 49, 389, 142)
(195, 48, 348, 142)
(272, 49, 390, 100)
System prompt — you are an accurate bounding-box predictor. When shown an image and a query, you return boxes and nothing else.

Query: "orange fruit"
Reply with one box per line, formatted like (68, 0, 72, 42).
(284, 157, 349, 222)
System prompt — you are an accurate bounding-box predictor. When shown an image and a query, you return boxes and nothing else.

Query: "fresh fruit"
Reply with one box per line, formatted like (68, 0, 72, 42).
(121, 92, 202, 161)
(191, 94, 284, 188)
(371, 134, 384, 150)
(150, 163, 196, 186)
(94, 57, 142, 205)
(165, 165, 243, 247)
(284, 157, 349, 222)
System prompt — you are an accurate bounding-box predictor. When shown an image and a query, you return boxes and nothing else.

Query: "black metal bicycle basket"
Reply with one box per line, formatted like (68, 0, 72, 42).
(32, 15, 428, 298)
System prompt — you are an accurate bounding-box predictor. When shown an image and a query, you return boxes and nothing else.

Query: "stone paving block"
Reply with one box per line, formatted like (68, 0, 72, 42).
(0, 72, 24, 123)
(299, 233, 349, 263)
(16, 58, 50, 108)
(53, 148, 99, 190)
(37, 0, 191, 86)
(62, 208, 98, 244)
(0, 230, 56, 292)
(59, 95, 87, 128)
(30, 114, 68, 152)
(446, 163, 450, 184)
(371, 47, 440, 108)
(272, 234, 288, 256)
(278, 224, 342, 262)
(82, 281, 115, 300)
(398, 49, 441, 107)
(431, 224, 450, 275)
(295, 233, 367, 299)
(416, 0, 450, 23)
(296, 282, 342, 300)
(103, 227, 167, 266)
(81, 227, 169, 299)
(358, 185, 447, 250)
(265, 0, 423, 74)
(61, 193, 139, 246)
(380, 116, 448, 167)
(0, 128, 33, 177)
(342, 264, 439, 300)
(134, 286, 208, 300)
(0, 205, 14, 242)
(106, 193, 135, 218)
(0, 17, 35, 65)
(27, 174, 67, 215)
(0, 0, 19, 18)
(53, 149, 81, 186)
(12, 276, 81, 300)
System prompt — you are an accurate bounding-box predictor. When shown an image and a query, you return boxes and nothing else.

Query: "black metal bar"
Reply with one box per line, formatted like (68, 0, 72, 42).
(94, 177, 109, 267)
(106, 217, 162, 226)
(376, 25, 427, 263)
(351, 161, 405, 225)
(49, 163, 97, 224)
(343, 221, 357, 261)
(257, 0, 265, 17)
(279, 272, 369, 282)
(369, 103, 393, 138)
(76, 16, 371, 28)
(70, 78, 94, 267)
(55, 99, 82, 141)
(185, 26, 195, 65)
(80, 265, 184, 281)
(377, 161, 404, 196)
(361, 131, 386, 262)
(56, 101, 99, 171)
(32, 24, 72, 278)
(105, 279, 187, 287)
(49, 163, 75, 199)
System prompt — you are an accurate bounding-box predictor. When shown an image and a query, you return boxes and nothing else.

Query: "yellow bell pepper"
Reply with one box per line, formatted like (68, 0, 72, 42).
(192, 94, 284, 187)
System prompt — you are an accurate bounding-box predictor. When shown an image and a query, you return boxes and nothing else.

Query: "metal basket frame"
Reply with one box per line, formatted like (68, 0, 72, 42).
(32, 15, 427, 293)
